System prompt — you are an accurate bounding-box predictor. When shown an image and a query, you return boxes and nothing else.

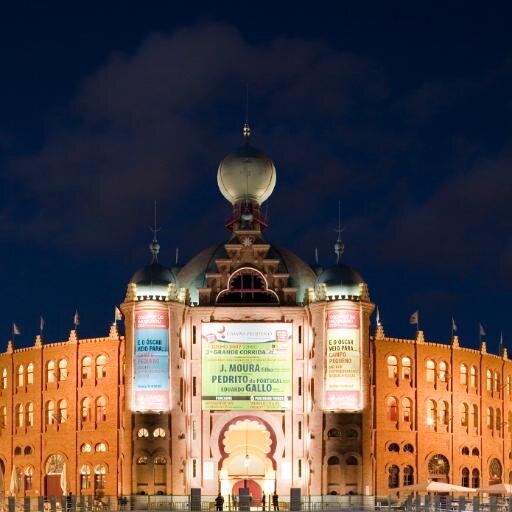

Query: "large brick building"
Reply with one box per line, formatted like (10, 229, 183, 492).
(0, 125, 508, 499)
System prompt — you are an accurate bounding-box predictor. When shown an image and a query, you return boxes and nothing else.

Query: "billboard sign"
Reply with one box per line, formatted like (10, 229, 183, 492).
(202, 322, 292, 410)
(325, 308, 362, 411)
(133, 309, 170, 411)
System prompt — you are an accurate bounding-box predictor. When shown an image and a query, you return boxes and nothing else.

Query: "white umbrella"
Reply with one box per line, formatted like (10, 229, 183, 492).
(60, 463, 67, 495)
(477, 483, 512, 495)
(9, 466, 18, 496)
(398, 481, 477, 494)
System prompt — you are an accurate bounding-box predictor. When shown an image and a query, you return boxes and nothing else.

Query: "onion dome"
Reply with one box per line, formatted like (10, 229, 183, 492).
(217, 123, 276, 205)
(315, 263, 365, 298)
(129, 239, 175, 300)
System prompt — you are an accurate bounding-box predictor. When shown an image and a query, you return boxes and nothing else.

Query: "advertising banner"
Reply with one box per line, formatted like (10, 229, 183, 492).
(325, 308, 362, 411)
(202, 322, 292, 410)
(133, 309, 170, 411)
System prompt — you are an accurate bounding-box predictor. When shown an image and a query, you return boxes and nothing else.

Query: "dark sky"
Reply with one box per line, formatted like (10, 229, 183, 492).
(0, 2, 510, 351)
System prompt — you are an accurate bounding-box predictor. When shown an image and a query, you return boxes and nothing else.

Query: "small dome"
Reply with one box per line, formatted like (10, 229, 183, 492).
(217, 136, 276, 205)
(315, 263, 364, 298)
(130, 262, 175, 299)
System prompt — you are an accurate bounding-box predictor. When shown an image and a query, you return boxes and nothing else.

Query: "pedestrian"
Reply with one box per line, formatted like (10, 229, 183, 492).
(66, 492, 73, 512)
(272, 492, 279, 511)
(215, 493, 224, 511)
(261, 493, 266, 511)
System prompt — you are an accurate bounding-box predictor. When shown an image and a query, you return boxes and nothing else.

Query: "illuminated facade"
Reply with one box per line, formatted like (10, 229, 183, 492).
(0, 125, 508, 499)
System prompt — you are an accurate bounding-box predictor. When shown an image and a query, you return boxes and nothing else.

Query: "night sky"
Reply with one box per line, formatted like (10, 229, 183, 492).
(0, 2, 510, 351)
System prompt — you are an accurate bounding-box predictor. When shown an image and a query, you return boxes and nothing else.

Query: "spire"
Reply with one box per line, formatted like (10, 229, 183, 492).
(149, 200, 161, 263)
(334, 200, 345, 264)
(243, 83, 251, 140)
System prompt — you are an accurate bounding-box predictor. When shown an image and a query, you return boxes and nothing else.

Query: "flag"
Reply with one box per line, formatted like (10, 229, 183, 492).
(12, 323, 20, 336)
(479, 323, 486, 337)
(451, 317, 457, 332)
(409, 310, 419, 325)
(73, 310, 80, 327)
(499, 330, 504, 352)
(376, 307, 381, 326)
(114, 306, 122, 322)
(40, 316, 45, 333)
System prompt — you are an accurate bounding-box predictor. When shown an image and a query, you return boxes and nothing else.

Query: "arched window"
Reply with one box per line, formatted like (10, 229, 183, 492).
(94, 464, 107, 491)
(81, 443, 92, 453)
(460, 402, 469, 426)
(487, 407, 494, 429)
(401, 357, 412, 380)
(470, 366, 477, 389)
(426, 399, 437, 427)
(15, 403, 24, 427)
(45, 401, 55, 425)
(490, 459, 502, 484)
(327, 428, 342, 438)
(471, 469, 480, 488)
(80, 465, 92, 490)
(58, 360, 68, 381)
(472, 448, 480, 456)
(26, 402, 34, 427)
(428, 454, 449, 476)
(388, 465, 399, 488)
(494, 371, 500, 392)
(153, 428, 166, 438)
(438, 361, 448, 382)
(346, 428, 359, 439)
(460, 364, 468, 385)
(496, 408, 502, 431)
(17, 365, 24, 387)
(439, 401, 449, 425)
(96, 396, 107, 422)
(388, 443, 399, 453)
(386, 397, 398, 422)
(137, 428, 149, 438)
(137, 456, 148, 465)
(0, 406, 6, 428)
(27, 363, 34, 385)
(58, 400, 68, 423)
(472, 404, 479, 430)
(426, 360, 436, 382)
(327, 456, 339, 465)
(2, 368, 7, 389)
(95, 442, 107, 452)
(462, 467, 470, 487)
(387, 356, 398, 379)
(216, 267, 279, 305)
(486, 370, 493, 392)
(24, 466, 33, 491)
(461, 447, 470, 455)
(402, 398, 412, 424)
(47, 361, 56, 383)
(403, 466, 414, 486)
(81, 398, 92, 422)
(14, 446, 22, 455)
(82, 357, 92, 379)
(24, 446, 33, 455)
(154, 456, 167, 465)
(403, 444, 414, 453)
(96, 355, 107, 379)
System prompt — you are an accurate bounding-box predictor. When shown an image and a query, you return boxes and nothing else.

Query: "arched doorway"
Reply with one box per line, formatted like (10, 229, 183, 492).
(219, 418, 276, 500)
(232, 479, 262, 505)
(44, 454, 66, 497)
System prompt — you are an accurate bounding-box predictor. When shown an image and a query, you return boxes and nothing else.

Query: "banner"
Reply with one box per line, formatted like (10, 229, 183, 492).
(325, 308, 362, 411)
(202, 322, 292, 410)
(133, 309, 170, 411)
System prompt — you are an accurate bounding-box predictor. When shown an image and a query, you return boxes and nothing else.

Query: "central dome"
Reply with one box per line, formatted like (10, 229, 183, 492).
(217, 127, 276, 205)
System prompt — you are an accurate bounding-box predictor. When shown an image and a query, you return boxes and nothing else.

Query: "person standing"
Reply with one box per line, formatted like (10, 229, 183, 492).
(215, 493, 225, 511)
(272, 492, 279, 511)
(261, 493, 266, 511)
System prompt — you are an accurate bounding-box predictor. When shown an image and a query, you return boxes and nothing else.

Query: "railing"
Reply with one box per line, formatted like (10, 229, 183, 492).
(1, 495, 511, 512)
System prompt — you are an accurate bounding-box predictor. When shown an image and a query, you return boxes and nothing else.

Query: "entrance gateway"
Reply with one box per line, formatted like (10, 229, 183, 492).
(218, 418, 276, 501)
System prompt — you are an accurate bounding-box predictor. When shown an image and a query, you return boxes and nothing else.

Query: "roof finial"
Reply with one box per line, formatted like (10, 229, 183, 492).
(243, 83, 251, 139)
(149, 200, 161, 262)
(334, 200, 345, 264)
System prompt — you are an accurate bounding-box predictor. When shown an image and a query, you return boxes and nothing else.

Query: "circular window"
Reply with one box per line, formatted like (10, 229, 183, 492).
(388, 443, 400, 453)
(490, 459, 502, 480)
